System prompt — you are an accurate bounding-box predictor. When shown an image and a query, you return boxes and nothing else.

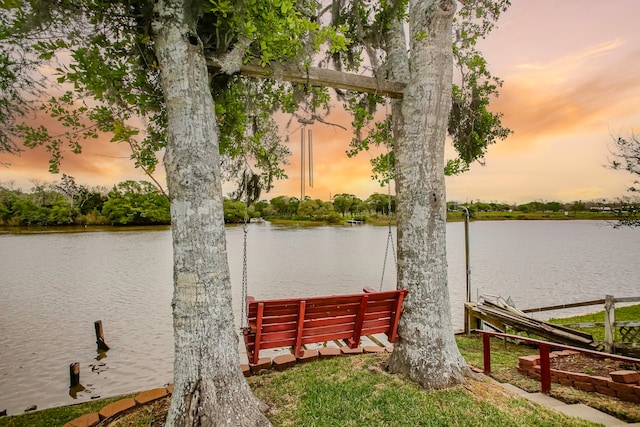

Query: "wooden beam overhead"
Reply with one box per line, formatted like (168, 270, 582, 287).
(206, 59, 406, 99)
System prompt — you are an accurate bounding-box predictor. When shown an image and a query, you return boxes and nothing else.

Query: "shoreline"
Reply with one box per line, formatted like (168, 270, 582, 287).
(0, 213, 622, 234)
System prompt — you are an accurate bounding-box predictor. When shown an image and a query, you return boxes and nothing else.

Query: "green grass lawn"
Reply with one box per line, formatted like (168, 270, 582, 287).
(0, 395, 132, 427)
(3, 305, 638, 426)
(0, 347, 599, 427)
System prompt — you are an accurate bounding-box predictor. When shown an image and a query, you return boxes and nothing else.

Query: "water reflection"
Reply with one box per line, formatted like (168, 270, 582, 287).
(0, 221, 638, 415)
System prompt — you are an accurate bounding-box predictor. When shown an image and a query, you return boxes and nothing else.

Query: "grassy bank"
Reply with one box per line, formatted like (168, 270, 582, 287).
(16, 353, 596, 427)
(0, 395, 132, 427)
(447, 211, 620, 222)
(0, 342, 604, 427)
(548, 304, 640, 342)
(3, 306, 638, 426)
(267, 211, 619, 226)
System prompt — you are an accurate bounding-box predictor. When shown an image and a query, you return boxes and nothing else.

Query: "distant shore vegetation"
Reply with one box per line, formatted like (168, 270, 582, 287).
(0, 177, 636, 227)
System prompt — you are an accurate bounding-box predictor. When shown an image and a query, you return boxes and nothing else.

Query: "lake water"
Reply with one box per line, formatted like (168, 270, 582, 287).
(0, 220, 638, 415)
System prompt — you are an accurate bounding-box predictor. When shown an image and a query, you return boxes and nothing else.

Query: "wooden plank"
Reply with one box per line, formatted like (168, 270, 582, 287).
(388, 290, 407, 342)
(259, 314, 299, 326)
(522, 299, 606, 313)
(257, 321, 298, 334)
(304, 315, 356, 329)
(471, 304, 598, 350)
(253, 303, 264, 364)
(301, 330, 354, 344)
(561, 322, 605, 328)
(614, 296, 640, 304)
(348, 294, 369, 347)
(617, 321, 640, 327)
(294, 301, 306, 357)
(302, 323, 355, 337)
(362, 322, 395, 336)
(206, 59, 406, 99)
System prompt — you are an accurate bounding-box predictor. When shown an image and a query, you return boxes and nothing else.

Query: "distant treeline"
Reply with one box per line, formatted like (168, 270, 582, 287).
(0, 176, 170, 226)
(0, 176, 634, 226)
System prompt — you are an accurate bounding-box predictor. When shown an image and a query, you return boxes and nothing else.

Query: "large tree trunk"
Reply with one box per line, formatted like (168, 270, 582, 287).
(152, 1, 270, 425)
(388, 0, 470, 389)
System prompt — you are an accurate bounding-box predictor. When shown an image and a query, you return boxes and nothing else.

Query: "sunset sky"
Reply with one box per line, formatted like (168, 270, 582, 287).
(1, 1, 638, 204)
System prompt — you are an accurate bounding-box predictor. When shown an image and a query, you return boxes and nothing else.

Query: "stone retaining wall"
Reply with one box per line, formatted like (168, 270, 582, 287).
(518, 350, 640, 403)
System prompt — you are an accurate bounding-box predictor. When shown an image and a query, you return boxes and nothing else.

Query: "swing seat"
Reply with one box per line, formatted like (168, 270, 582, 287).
(243, 287, 408, 364)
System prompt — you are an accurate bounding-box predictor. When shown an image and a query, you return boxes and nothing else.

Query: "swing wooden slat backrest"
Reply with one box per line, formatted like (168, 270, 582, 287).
(243, 286, 408, 364)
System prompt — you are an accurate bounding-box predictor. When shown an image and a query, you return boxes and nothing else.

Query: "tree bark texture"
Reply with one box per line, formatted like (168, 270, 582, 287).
(152, 1, 270, 425)
(388, 0, 470, 389)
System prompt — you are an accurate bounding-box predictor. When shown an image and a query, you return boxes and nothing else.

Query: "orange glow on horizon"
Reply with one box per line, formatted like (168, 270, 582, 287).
(1, 1, 639, 205)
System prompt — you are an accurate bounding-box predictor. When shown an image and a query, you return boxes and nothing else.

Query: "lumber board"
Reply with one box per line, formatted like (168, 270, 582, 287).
(471, 301, 599, 350)
(206, 58, 406, 99)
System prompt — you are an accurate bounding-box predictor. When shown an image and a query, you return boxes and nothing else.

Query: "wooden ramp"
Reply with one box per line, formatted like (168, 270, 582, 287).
(466, 298, 603, 351)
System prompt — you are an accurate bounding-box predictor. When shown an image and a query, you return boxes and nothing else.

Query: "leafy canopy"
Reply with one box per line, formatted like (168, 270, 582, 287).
(3, 0, 349, 195)
(334, 0, 512, 183)
(3, 0, 511, 194)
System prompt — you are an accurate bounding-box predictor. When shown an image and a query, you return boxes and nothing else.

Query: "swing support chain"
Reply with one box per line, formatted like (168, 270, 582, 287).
(379, 106, 397, 291)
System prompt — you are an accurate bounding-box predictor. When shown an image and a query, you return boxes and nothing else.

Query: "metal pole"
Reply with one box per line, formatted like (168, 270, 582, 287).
(308, 128, 313, 188)
(461, 206, 471, 333)
(300, 128, 305, 200)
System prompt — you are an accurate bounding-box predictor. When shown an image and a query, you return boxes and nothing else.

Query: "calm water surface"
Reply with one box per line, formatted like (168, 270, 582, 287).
(0, 220, 638, 415)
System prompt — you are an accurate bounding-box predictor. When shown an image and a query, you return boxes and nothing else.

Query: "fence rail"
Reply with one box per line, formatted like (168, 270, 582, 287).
(474, 330, 640, 394)
(521, 295, 640, 353)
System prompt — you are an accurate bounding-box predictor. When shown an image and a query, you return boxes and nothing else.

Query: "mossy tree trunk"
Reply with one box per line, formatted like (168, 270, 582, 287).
(387, 0, 470, 389)
(152, 0, 270, 425)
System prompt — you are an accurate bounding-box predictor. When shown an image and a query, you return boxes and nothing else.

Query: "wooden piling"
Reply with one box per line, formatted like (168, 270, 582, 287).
(604, 295, 615, 353)
(69, 362, 80, 388)
(94, 320, 110, 351)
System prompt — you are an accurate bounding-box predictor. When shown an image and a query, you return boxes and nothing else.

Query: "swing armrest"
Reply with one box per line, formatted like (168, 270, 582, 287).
(247, 321, 258, 333)
(245, 296, 258, 332)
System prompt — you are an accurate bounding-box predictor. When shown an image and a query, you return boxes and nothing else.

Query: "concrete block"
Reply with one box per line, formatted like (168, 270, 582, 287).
(241, 364, 251, 377)
(273, 354, 297, 371)
(98, 398, 137, 420)
(319, 347, 341, 358)
(518, 355, 540, 367)
(135, 388, 167, 406)
(341, 346, 363, 355)
(574, 381, 596, 392)
(63, 413, 100, 427)
(249, 358, 272, 373)
(297, 349, 319, 363)
(610, 370, 640, 384)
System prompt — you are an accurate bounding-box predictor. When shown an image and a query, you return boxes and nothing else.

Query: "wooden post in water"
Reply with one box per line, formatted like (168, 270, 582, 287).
(69, 362, 80, 388)
(604, 295, 615, 353)
(94, 320, 110, 351)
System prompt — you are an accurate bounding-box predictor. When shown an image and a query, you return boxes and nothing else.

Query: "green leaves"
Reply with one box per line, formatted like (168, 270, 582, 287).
(334, 0, 512, 180)
(448, 0, 512, 168)
(207, 0, 234, 17)
(102, 180, 169, 225)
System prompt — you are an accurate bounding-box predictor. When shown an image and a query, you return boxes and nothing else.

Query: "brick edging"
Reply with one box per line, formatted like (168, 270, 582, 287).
(62, 385, 172, 427)
(65, 345, 391, 426)
(517, 351, 640, 403)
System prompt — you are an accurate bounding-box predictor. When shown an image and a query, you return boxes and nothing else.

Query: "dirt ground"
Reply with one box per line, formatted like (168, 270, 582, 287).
(551, 353, 640, 377)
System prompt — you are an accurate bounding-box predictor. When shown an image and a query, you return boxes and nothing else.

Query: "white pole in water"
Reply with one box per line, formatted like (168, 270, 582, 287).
(300, 127, 305, 200)
(461, 206, 471, 333)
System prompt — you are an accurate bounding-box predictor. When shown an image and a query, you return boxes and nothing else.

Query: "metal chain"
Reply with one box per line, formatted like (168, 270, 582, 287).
(380, 107, 397, 291)
(240, 170, 249, 330)
(240, 82, 251, 330)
